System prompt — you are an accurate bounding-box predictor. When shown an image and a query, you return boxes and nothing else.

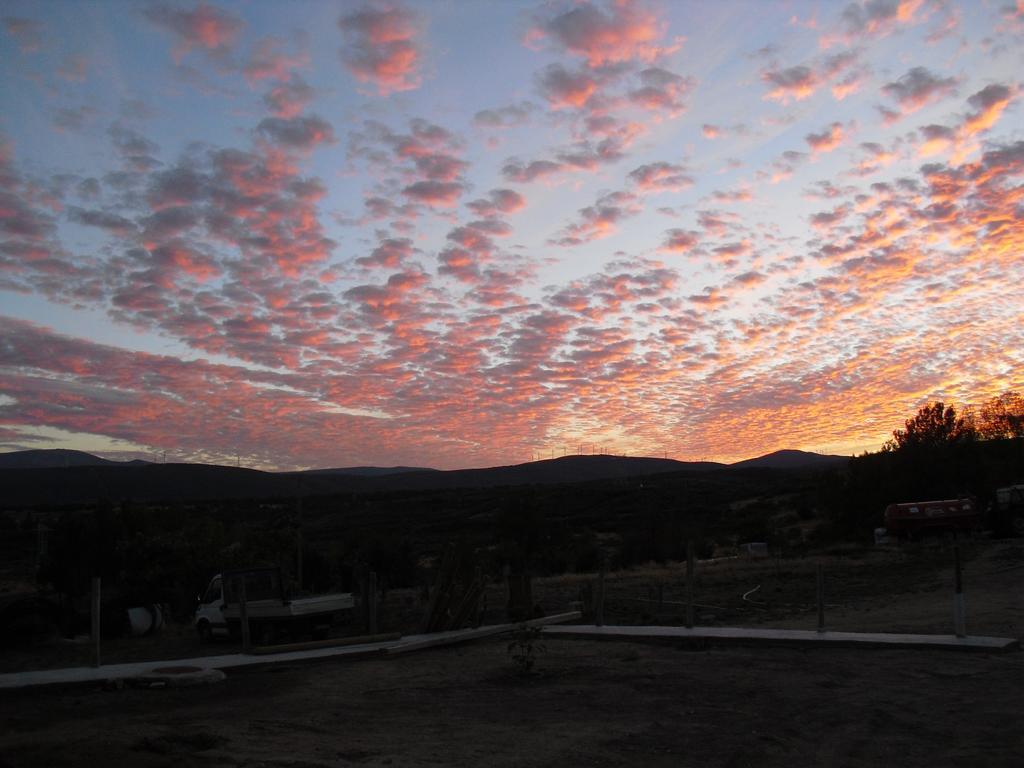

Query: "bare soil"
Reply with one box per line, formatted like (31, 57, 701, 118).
(1, 539, 1022, 767)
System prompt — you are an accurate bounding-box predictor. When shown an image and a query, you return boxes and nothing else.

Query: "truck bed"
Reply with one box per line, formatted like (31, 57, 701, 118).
(224, 592, 353, 621)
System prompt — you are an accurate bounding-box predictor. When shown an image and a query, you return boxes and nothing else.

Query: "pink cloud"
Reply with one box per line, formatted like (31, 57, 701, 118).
(762, 64, 819, 103)
(349, 118, 470, 211)
(628, 67, 693, 116)
(345, 269, 430, 321)
(57, 54, 89, 82)
(256, 115, 335, 151)
(831, 69, 866, 100)
(531, 0, 675, 68)
(338, 4, 422, 96)
(473, 102, 536, 129)
(244, 36, 308, 84)
(763, 150, 808, 184)
(962, 83, 1015, 136)
(356, 237, 415, 269)
(852, 141, 899, 173)
(502, 158, 564, 183)
(402, 180, 464, 206)
(820, 0, 925, 47)
(264, 75, 315, 118)
(805, 121, 845, 154)
(711, 188, 753, 204)
(809, 204, 851, 230)
(762, 51, 858, 103)
(553, 190, 640, 246)
(659, 228, 699, 254)
(467, 188, 526, 217)
(144, 3, 244, 62)
(880, 66, 958, 122)
(628, 161, 693, 192)
(538, 64, 599, 109)
(3, 16, 44, 53)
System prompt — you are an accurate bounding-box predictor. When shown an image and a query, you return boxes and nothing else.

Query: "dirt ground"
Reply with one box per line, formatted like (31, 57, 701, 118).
(1, 539, 1022, 767)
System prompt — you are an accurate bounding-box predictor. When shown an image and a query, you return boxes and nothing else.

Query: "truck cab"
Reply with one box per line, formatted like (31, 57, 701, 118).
(194, 574, 228, 641)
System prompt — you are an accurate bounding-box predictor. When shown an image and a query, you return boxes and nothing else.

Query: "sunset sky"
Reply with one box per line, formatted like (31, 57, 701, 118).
(1, 0, 1022, 470)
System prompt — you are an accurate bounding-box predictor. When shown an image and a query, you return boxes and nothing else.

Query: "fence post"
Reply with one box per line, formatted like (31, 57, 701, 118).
(953, 545, 966, 638)
(595, 559, 606, 627)
(816, 563, 825, 633)
(91, 577, 101, 668)
(238, 576, 252, 653)
(685, 540, 695, 629)
(502, 563, 511, 620)
(368, 570, 378, 635)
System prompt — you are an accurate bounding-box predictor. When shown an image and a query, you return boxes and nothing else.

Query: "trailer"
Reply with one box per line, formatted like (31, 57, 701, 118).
(193, 567, 353, 645)
(883, 498, 980, 539)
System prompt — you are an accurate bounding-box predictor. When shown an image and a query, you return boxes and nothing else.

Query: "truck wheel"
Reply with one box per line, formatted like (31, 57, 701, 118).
(196, 620, 213, 643)
(1011, 513, 1024, 538)
(255, 623, 278, 646)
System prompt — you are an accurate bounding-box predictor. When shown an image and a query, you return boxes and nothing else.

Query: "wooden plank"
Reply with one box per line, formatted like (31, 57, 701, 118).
(0, 612, 582, 691)
(543, 624, 1020, 652)
(388, 611, 584, 655)
(251, 632, 402, 655)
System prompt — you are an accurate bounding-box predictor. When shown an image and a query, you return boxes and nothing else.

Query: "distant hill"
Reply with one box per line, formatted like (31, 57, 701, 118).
(328, 455, 726, 492)
(0, 449, 150, 470)
(0, 448, 846, 507)
(301, 466, 439, 477)
(0, 452, 726, 506)
(729, 449, 848, 470)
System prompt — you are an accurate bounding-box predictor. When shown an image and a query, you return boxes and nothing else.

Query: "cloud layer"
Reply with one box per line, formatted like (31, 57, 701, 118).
(1, 0, 1021, 469)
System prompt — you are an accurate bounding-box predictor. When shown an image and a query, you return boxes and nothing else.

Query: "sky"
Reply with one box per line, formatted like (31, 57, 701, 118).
(0, 0, 1022, 471)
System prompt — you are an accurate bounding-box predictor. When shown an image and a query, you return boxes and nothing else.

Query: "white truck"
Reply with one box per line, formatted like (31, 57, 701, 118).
(193, 567, 353, 645)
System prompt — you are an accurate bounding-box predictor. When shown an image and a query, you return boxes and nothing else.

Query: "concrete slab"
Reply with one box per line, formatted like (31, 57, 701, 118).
(0, 611, 582, 691)
(543, 624, 1021, 652)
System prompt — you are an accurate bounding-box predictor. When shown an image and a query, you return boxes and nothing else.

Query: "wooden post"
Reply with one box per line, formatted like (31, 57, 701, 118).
(238, 576, 252, 653)
(295, 483, 304, 592)
(816, 562, 825, 633)
(502, 562, 511, 618)
(595, 559, 606, 627)
(953, 545, 966, 638)
(368, 571, 378, 635)
(685, 540, 695, 629)
(91, 577, 101, 668)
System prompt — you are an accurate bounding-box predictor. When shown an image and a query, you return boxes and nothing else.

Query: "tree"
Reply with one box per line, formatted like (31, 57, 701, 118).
(883, 401, 977, 451)
(976, 391, 1024, 439)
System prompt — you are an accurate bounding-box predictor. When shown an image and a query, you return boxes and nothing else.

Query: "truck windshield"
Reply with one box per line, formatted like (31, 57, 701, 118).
(203, 579, 222, 604)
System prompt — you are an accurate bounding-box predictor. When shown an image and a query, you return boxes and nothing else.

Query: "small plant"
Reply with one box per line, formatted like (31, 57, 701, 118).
(507, 623, 545, 676)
